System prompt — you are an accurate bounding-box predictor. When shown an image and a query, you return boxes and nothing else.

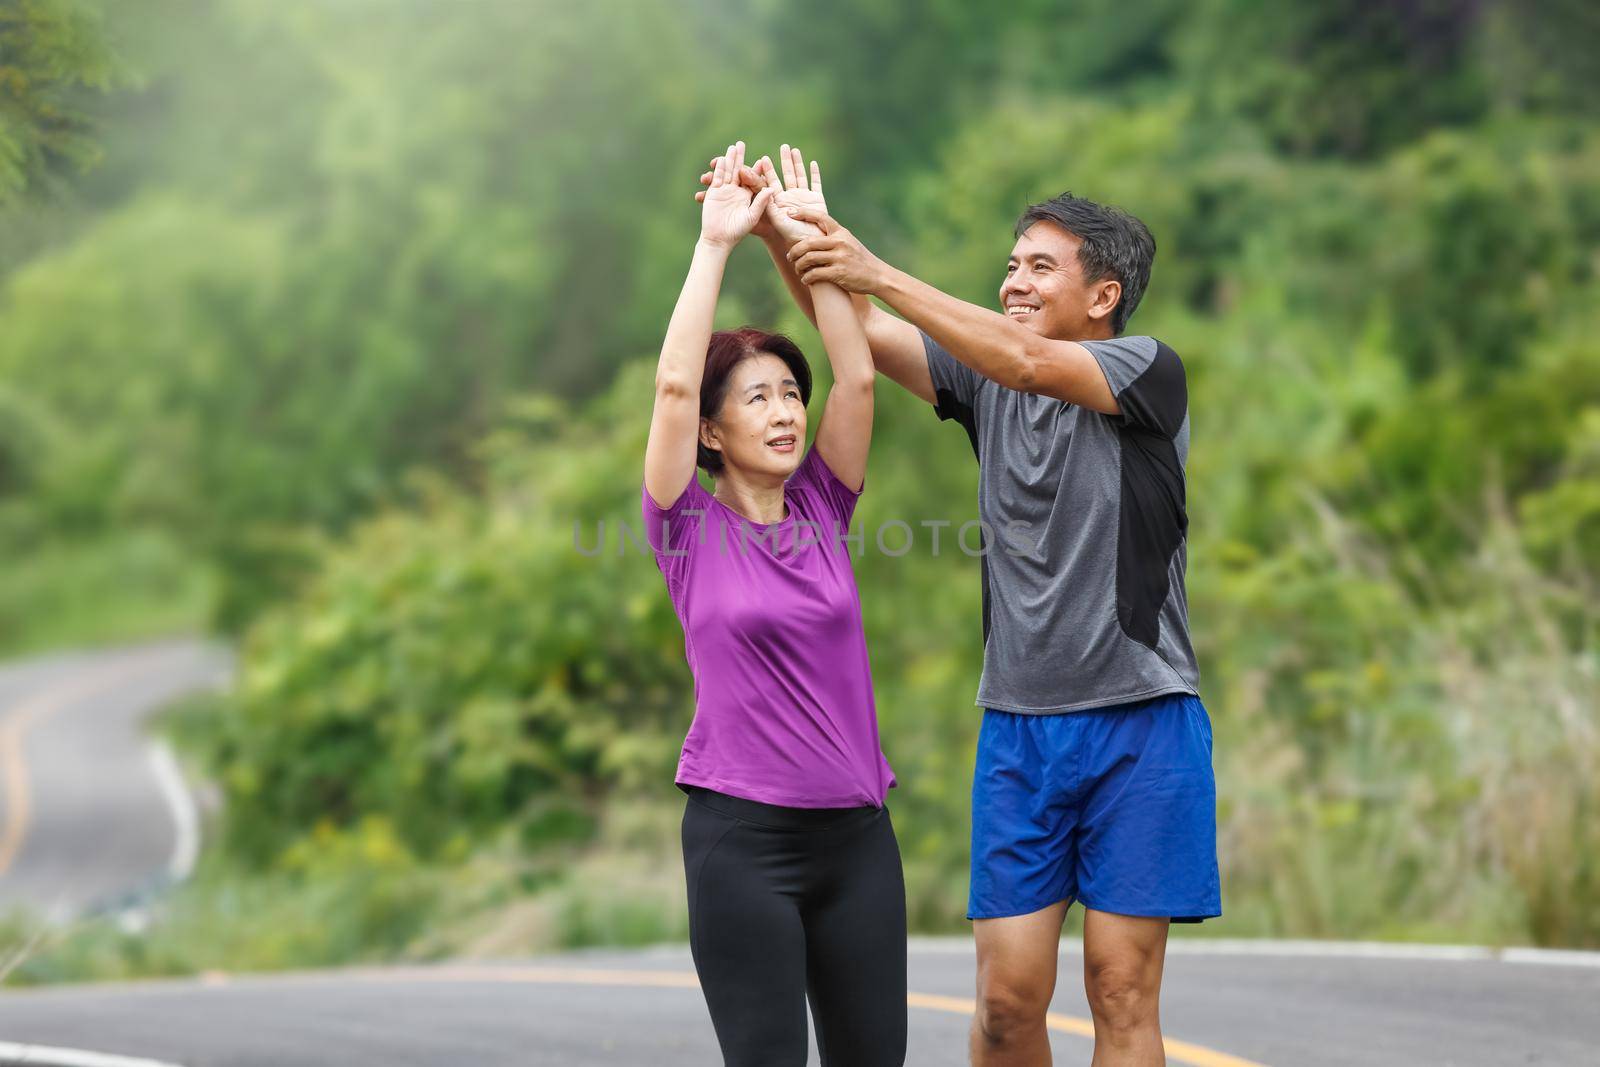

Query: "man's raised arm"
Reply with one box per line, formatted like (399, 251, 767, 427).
(697, 147, 934, 405)
(784, 205, 1120, 416)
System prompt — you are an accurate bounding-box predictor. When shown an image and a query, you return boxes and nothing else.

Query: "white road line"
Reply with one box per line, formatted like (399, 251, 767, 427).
(144, 742, 199, 883)
(1500, 947, 1600, 969)
(0, 1041, 186, 1067)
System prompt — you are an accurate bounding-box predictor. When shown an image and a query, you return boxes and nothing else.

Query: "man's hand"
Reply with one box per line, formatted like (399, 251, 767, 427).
(785, 206, 894, 294)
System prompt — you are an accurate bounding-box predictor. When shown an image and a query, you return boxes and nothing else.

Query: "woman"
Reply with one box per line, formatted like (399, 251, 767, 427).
(642, 140, 905, 1066)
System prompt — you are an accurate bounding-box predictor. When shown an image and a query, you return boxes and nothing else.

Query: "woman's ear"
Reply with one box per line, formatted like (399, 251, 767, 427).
(698, 417, 721, 456)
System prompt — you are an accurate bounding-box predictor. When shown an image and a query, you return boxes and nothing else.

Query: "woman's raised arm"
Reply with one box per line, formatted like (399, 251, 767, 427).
(773, 150, 874, 493)
(644, 141, 773, 508)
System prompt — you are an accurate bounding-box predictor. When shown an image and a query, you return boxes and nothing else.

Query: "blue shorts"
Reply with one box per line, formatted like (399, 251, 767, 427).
(968, 692, 1221, 922)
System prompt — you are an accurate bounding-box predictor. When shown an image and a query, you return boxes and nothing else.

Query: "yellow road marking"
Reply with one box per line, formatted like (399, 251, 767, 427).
(906, 991, 1265, 1067)
(300, 965, 1266, 1066)
(0, 655, 176, 877)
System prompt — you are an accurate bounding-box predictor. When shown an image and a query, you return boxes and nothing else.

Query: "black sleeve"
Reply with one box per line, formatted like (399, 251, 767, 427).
(1082, 336, 1187, 439)
(923, 331, 984, 460)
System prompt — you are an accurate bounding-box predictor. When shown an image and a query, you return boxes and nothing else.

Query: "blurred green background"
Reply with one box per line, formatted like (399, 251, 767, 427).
(1, 0, 1597, 981)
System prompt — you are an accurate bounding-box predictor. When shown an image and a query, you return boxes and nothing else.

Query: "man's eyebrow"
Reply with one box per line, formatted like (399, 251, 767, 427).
(1007, 252, 1059, 264)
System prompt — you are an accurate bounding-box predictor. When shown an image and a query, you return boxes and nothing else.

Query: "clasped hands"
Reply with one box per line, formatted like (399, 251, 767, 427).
(693, 140, 890, 294)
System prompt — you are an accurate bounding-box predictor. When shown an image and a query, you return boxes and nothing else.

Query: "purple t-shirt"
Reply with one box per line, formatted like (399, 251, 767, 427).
(642, 447, 896, 808)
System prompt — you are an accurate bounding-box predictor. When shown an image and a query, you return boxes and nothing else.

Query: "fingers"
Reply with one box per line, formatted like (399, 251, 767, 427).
(710, 145, 729, 188)
(810, 159, 822, 197)
(791, 250, 832, 275)
(794, 257, 838, 286)
(786, 238, 836, 266)
(698, 154, 762, 202)
(783, 203, 838, 234)
(702, 167, 758, 187)
(750, 186, 775, 221)
(790, 145, 809, 192)
(694, 191, 705, 202)
(780, 143, 797, 191)
(757, 155, 782, 193)
(733, 139, 745, 178)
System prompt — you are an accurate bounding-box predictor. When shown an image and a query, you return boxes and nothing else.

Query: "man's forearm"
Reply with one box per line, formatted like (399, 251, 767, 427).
(767, 234, 890, 367)
(871, 267, 1032, 389)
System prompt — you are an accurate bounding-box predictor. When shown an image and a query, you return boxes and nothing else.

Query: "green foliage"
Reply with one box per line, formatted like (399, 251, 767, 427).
(0, 0, 120, 201)
(189, 362, 690, 868)
(1178, 0, 1489, 159)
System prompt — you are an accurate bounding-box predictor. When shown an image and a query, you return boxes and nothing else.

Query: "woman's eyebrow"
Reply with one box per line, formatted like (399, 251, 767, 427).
(744, 378, 798, 393)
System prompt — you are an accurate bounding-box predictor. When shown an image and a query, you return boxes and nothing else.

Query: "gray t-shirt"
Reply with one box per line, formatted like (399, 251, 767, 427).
(924, 331, 1199, 713)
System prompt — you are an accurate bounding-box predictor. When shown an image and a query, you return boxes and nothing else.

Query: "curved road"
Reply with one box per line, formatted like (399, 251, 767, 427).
(0, 640, 231, 921)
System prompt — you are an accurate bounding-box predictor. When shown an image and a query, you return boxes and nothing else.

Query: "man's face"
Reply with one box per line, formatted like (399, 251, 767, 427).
(999, 222, 1118, 340)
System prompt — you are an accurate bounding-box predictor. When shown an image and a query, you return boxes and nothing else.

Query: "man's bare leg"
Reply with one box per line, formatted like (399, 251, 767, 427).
(1082, 909, 1170, 1066)
(970, 899, 1071, 1066)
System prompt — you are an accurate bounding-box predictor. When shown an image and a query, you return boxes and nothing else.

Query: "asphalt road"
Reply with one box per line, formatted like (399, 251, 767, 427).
(2, 643, 1597, 1065)
(0, 640, 230, 921)
(1, 940, 1597, 1066)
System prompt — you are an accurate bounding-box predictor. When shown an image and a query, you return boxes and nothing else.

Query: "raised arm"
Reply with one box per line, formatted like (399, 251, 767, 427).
(761, 154, 874, 492)
(645, 141, 774, 508)
(696, 146, 934, 406)
(785, 207, 1119, 414)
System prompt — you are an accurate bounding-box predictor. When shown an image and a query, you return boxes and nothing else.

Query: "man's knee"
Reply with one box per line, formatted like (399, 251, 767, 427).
(1084, 958, 1158, 1033)
(974, 974, 1051, 1046)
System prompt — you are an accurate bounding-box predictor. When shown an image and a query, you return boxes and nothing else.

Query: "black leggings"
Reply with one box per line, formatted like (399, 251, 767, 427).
(681, 787, 908, 1067)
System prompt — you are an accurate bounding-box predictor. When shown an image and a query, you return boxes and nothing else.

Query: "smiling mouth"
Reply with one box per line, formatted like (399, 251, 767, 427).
(767, 435, 797, 452)
(1006, 305, 1039, 318)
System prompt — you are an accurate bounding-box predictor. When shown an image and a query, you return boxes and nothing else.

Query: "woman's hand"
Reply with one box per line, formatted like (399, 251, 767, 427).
(699, 141, 773, 250)
(695, 157, 770, 238)
(763, 144, 828, 245)
(695, 144, 826, 247)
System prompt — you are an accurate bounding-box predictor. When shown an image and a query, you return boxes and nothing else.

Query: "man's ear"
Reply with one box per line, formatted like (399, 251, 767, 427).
(1087, 278, 1122, 323)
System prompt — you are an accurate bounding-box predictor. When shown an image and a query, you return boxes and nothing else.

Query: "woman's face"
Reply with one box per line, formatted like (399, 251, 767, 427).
(700, 353, 807, 481)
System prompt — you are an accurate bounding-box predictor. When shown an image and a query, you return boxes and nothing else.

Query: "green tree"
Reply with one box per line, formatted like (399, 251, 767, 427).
(0, 0, 119, 201)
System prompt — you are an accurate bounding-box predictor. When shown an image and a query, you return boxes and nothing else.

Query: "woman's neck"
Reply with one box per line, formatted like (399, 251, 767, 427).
(713, 468, 788, 525)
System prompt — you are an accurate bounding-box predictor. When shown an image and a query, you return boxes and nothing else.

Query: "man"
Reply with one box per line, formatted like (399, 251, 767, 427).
(702, 147, 1219, 1066)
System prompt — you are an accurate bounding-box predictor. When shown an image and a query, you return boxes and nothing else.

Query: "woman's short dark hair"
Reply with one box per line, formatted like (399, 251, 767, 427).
(1016, 193, 1156, 335)
(697, 327, 813, 475)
